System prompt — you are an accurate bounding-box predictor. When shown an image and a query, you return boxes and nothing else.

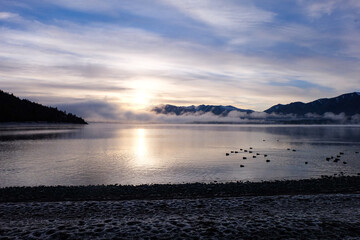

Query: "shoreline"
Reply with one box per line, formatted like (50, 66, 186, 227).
(1, 175, 360, 203)
(1, 194, 360, 239)
(2, 176, 360, 238)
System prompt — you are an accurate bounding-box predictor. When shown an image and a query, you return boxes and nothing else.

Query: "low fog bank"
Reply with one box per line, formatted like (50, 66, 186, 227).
(58, 100, 360, 124)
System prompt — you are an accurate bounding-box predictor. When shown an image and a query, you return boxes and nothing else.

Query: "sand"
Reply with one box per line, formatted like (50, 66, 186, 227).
(1, 194, 360, 239)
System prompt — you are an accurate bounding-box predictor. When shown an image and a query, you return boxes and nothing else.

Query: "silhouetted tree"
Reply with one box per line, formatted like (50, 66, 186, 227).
(0, 90, 87, 124)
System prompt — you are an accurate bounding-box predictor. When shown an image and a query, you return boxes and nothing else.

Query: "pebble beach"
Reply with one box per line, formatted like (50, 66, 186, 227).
(1, 194, 360, 239)
(1, 176, 360, 239)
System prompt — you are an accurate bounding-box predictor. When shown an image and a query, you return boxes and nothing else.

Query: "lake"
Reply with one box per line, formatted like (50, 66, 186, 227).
(0, 123, 360, 187)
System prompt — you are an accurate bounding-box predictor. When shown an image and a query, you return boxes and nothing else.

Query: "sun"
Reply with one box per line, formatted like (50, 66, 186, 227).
(133, 90, 150, 109)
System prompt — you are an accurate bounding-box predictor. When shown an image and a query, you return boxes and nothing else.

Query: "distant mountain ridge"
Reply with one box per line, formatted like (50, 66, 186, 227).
(153, 92, 360, 119)
(152, 104, 253, 116)
(0, 90, 87, 124)
(265, 92, 360, 116)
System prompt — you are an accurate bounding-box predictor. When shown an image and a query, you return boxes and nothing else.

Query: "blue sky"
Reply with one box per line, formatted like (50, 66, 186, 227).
(0, 0, 360, 121)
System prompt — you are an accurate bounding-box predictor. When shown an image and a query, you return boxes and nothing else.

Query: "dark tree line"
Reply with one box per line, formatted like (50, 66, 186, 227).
(0, 90, 87, 124)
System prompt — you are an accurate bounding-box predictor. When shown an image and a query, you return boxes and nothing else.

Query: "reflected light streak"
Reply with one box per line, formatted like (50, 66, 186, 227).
(133, 128, 154, 167)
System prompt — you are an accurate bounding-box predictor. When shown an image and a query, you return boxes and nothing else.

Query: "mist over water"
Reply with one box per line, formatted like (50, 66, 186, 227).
(0, 123, 360, 187)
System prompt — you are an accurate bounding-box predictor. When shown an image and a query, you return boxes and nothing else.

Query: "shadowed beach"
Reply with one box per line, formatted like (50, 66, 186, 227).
(1, 176, 360, 239)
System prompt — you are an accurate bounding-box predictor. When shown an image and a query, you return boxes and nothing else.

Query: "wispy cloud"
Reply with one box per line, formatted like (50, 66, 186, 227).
(0, 1, 360, 121)
(0, 11, 19, 20)
(163, 0, 275, 31)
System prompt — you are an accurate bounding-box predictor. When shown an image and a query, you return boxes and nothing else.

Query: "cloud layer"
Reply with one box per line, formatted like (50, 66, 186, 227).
(1, 0, 360, 121)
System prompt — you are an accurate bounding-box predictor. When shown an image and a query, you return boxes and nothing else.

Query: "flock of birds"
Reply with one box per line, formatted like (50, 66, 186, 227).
(225, 140, 301, 168)
(225, 146, 273, 168)
(325, 151, 359, 165)
(225, 139, 359, 169)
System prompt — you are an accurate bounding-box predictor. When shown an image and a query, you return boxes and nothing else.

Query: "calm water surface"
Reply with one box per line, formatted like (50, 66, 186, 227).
(0, 123, 360, 187)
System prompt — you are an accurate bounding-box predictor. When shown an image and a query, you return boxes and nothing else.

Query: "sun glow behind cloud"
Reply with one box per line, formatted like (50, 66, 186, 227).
(0, 0, 360, 121)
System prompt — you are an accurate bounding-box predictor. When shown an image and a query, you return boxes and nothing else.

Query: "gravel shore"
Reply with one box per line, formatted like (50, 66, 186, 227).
(1, 177, 360, 239)
(1, 176, 360, 202)
(1, 194, 360, 239)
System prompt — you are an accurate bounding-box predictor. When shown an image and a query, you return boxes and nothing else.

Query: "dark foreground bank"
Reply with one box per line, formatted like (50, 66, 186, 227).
(1, 194, 360, 239)
(1, 176, 360, 202)
(1, 177, 360, 239)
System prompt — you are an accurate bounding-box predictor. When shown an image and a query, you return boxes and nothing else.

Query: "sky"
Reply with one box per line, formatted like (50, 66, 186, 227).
(1, 0, 360, 121)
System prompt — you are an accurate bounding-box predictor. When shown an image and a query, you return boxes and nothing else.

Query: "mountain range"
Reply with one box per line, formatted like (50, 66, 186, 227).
(152, 104, 253, 116)
(0, 90, 87, 124)
(264, 92, 360, 116)
(2, 89, 359, 124)
(152, 92, 360, 117)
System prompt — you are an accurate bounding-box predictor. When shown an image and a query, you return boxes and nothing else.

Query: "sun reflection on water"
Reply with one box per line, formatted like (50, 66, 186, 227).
(133, 128, 154, 167)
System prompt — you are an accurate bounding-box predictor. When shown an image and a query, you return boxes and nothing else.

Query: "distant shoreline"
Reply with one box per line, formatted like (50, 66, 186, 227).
(1, 176, 359, 203)
(0, 122, 88, 126)
(0, 121, 87, 125)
